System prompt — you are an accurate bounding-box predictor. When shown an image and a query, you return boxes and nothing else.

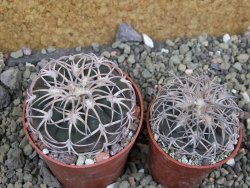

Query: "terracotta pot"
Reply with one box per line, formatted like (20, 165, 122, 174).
(146, 102, 242, 188)
(22, 73, 144, 188)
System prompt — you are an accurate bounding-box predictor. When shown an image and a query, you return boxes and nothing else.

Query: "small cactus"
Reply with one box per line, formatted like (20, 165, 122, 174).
(150, 74, 241, 165)
(25, 53, 136, 156)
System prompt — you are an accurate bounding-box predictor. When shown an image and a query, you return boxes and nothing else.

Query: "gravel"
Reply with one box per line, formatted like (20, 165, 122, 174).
(0, 31, 250, 187)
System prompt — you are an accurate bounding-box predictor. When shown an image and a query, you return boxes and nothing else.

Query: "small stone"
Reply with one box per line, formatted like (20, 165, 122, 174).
(142, 69, 152, 78)
(115, 23, 142, 42)
(233, 62, 242, 71)
(247, 119, 250, 130)
(5, 148, 24, 170)
(226, 158, 235, 167)
(237, 54, 249, 63)
(185, 69, 193, 75)
(76, 156, 86, 166)
(58, 153, 77, 164)
(154, 134, 159, 141)
(42, 148, 49, 155)
(161, 48, 169, 54)
(219, 43, 229, 49)
(142, 33, 154, 48)
(91, 43, 99, 52)
(41, 49, 47, 54)
(95, 152, 110, 162)
(128, 177, 136, 186)
(75, 46, 81, 52)
(179, 44, 189, 54)
(119, 181, 130, 188)
(23, 70, 31, 79)
(216, 177, 226, 185)
(47, 46, 56, 53)
(127, 54, 135, 64)
(85, 158, 95, 165)
(106, 183, 116, 188)
(124, 45, 131, 54)
(23, 144, 33, 156)
(1, 68, 22, 89)
(23, 174, 33, 182)
(118, 55, 126, 63)
(10, 120, 17, 132)
(170, 55, 181, 65)
(178, 64, 186, 72)
(242, 92, 250, 103)
(220, 62, 231, 70)
(141, 175, 152, 186)
(101, 51, 110, 58)
(110, 51, 117, 57)
(10, 49, 23, 59)
(138, 169, 145, 173)
(0, 85, 11, 109)
(40, 184, 47, 188)
(223, 33, 231, 43)
(110, 143, 123, 156)
(22, 47, 32, 55)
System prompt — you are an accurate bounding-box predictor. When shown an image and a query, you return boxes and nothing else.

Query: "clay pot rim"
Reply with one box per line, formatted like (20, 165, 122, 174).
(22, 72, 144, 169)
(146, 100, 243, 170)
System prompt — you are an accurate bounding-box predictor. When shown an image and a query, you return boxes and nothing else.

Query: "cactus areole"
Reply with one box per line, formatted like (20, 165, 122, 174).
(25, 53, 137, 156)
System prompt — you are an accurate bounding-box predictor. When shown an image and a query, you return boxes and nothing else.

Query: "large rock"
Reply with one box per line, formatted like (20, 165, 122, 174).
(0, 68, 22, 90)
(0, 85, 10, 109)
(115, 23, 142, 42)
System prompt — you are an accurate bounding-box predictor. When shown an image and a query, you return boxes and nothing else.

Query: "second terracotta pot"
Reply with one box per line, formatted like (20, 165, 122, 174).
(23, 74, 144, 188)
(146, 102, 242, 188)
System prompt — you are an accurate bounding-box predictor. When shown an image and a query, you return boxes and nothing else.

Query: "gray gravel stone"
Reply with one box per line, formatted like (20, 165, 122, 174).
(233, 62, 242, 71)
(118, 55, 126, 63)
(237, 54, 249, 63)
(0, 68, 22, 89)
(5, 148, 24, 170)
(116, 23, 142, 42)
(10, 50, 23, 59)
(23, 144, 33, 156)
(91, 43, 100, 52)
(216, 177, 226, 185)
(101, 51, 110, 58)
(124, 45, 131, 54)
(141, 175, 153, 186)
(178, 64, 186, 72)
(127, 54, 135, 64)
(47, 46, 56, 53)
(118, 181, 130, 188)
(179, 44, 189, 54)
(170, 55, 181, 65)
(142, 69, 152, 78)
(0, 85, 11, 109)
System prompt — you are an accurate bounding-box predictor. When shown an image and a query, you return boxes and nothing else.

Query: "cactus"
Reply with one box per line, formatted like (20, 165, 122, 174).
(25, 53, 136, 156)
(150, 74, 241, 165)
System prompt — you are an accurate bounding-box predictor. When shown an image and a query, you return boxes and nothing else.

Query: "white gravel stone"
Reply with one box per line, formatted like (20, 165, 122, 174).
(42, 148, 49, 155)
(223, 33, 231, 43)
(226, 158, 235, 167)
(185, 69, 193, 75)
(76, 156, 86, 166)
(85, 158, 95, 165)
(143, 33, 154, 48)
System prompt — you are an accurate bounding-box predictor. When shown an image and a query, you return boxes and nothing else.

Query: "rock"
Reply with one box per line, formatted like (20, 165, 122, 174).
(118, 55, 126, 63)
(75, 46, 81, 52)
(0, 52, 5, 71)
(141, 175, 152, 186)
(91, 43, 99, 52)
(233, 62, 242, 71)
(119, 181, 130, 188)
(22, 47, 32, 56)
(142, 34, 154, 48)
(23, 70, 31, 79)
(223, 33, 231, 43)
(216, 177, 226, 185)
(170, 55, 181, 65)
(95, 152, 110, 162)
(39, 161, 61, 187)
(23, 144, 33, 156)
(0, 68, 22, 89)
(179, 44, 189, 54)
(220, 62, 231, 70)
(124, 45, 131, 54)
(115, 23, 142, 42)
(127, 54, 135, 64)
(110, 143, 123, 156)
(101, 51, 111, 58)
(106, 183, 116, 188)
(247, 119, 250, 130)
(85, 158, 95, 165)
(42, 148, 49, 155)
(37, 59, 49, 68)
(10, 120, 17, 132)
(41, 48, 47, 54)
(23, 174, 33, 182)
(237, 54, 249, 63)
(161, 48, 169, 54)
(142, 69, 152, 79)
(185, 69, 193, 75)
(226, 158, 235, 167)
(219, 43, 229, 49)
(5, 148, 24, 170)
(0, 85, 11, 109)
(76, 156, 86, 166)
(47, 46, 56, 53)
(178, 64, 186, 72)
(10, 49, 23, 59)
(58, 153, 77, 164)
(128, 177, 136, 186)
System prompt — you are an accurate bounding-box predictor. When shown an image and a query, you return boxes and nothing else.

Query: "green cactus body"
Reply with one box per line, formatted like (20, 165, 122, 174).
(150, 75, 241, 165)
(25, 54, 136, 156)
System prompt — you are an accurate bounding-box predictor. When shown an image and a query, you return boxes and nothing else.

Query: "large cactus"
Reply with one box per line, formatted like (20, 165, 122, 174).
(150, 74, 241, 165)
(25, 53, 136, 156)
